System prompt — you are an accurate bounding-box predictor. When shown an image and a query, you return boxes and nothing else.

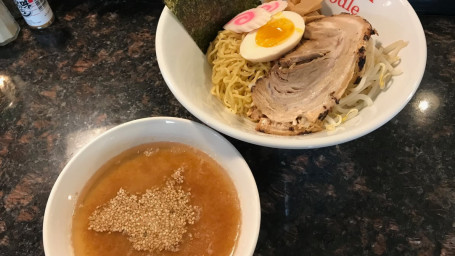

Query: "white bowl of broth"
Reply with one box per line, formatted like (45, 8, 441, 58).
(43, 117, 260, 256)
(155, 0, 426, 149)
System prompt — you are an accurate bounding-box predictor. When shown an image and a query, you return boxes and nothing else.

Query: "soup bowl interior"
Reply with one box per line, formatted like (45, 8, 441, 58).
(43, 117, 260, 256)
(155, 0, 426, 149)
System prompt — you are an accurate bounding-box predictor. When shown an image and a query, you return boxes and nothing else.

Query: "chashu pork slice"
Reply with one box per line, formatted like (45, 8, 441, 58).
(249, 14, 375, 135)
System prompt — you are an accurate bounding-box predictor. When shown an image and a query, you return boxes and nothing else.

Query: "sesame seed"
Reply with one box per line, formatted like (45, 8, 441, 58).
(88, 168, 198, 252)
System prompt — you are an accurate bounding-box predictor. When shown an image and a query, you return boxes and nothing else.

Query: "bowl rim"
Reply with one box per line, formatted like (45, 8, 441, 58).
(155, 4, 427, 149)
(43, 116, 261, 256)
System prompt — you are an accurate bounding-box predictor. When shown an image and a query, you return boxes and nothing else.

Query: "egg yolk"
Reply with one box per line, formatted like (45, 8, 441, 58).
(255, 18, 295, 48)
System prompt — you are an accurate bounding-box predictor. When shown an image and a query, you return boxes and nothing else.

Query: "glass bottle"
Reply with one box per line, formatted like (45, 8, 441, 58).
(14, 0, 54, 29)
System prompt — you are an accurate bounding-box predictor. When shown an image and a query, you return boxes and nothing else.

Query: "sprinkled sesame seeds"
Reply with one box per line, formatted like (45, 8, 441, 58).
(88, 168, 198, 252)
(143, 147, 160, 157)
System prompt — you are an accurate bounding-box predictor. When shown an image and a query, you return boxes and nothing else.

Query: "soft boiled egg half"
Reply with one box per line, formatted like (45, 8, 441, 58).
(240, 11, 305, 63)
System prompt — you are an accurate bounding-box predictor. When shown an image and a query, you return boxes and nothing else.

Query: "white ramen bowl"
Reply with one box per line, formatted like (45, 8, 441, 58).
(43, 117, 261, 256)
(156, 0, 426, 149)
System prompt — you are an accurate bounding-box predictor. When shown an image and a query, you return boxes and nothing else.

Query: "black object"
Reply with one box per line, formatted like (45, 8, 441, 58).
(409, 0, 455, 15)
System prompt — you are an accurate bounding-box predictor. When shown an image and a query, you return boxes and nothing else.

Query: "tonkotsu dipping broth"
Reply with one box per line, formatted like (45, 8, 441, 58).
(71, 142, 241, 256)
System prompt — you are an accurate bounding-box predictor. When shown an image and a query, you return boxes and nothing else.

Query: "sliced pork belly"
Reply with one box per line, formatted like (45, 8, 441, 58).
(249, 14, 375, 135)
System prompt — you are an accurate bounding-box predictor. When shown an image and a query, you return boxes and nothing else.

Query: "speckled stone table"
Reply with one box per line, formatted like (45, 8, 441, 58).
(0, 1, 454, 255)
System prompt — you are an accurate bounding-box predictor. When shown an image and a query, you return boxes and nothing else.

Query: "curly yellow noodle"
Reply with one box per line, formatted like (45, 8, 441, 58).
(207, 30, 271, 116)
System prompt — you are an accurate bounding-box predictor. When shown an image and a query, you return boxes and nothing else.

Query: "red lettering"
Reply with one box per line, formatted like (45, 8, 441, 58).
(327, 0, 362, 15)
(351, 5, 359, 15)
(347, 0, 354, 10)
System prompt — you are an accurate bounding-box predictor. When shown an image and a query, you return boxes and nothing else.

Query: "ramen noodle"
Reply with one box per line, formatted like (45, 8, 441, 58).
(207, 30, 272, 116)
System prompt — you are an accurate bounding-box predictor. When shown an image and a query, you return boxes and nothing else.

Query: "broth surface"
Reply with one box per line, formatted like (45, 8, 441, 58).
(72, 142, 241, 256)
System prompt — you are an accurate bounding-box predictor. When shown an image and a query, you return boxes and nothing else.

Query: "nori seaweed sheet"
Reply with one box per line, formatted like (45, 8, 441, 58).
(163, 0, 261, 52)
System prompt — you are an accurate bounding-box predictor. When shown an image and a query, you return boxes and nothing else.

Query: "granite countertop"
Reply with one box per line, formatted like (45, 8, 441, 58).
(0, 1, 454, 255)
